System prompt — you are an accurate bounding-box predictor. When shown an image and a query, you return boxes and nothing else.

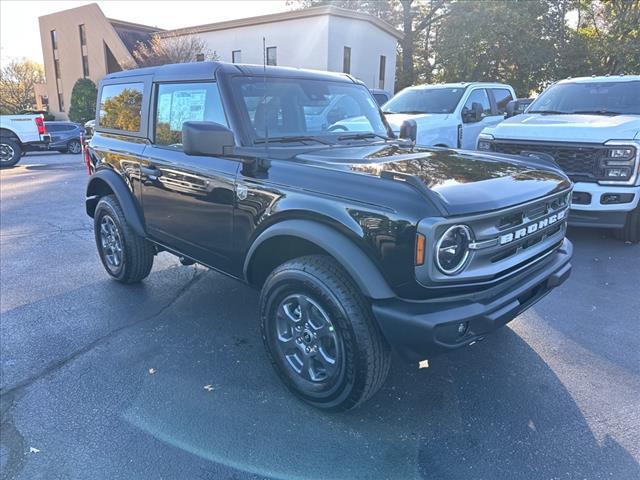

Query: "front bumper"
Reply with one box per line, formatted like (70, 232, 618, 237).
(371, 239, 572, 362)
(568, 182, 639, 228)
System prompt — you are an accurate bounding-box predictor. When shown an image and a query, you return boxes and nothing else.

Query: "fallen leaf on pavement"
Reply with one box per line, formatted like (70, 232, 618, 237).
(29, 447, 40, 454)
(418, 360, 429, 369)
(203, 384, 214, 391)
(148, 368, 156, 375)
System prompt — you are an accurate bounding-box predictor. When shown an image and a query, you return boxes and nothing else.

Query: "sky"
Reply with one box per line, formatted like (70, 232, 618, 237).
(0, 0, 290, 64)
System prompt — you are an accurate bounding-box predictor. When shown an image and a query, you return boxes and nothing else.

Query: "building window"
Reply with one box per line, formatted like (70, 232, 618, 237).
(58, 93, 64, 112)
(99, 82, 145, 132)
(266, 46, 277, 66)
(50, 30, 58, 50)
(82, 55, 90, 77)
(53, 59, 61, 79)
(79, 24, 86, 46)
(378, 55, 386, 89)
(343, 47, 351, 74)
(232, 50, 242, 63)
(196, 53, 205, 62)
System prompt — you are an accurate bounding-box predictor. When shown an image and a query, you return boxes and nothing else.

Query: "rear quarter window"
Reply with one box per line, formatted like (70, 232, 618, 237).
(98, 83, 145, 132)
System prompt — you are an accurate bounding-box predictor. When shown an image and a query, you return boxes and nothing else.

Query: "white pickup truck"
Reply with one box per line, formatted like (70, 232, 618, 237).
(0, 114, 51, 167)
(477, 75, 640, 242)
(381, 82, 517, 149)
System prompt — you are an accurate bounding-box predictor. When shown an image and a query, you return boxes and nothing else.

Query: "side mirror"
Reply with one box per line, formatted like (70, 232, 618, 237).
(505, 99, 533, 118)
(399, 119, 417, 143)
(182, 121, 235, 157)
(505, 100, 519, 118)
(462, 102, 483, 123)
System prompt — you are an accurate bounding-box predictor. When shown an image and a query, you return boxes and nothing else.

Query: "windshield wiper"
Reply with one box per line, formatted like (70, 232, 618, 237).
(394, 110, 428, 114)
(571, 110, 624, 116)
(527, 110, 570, 114)
(254, 135, 331, 145)
(337, 133, 390, 142)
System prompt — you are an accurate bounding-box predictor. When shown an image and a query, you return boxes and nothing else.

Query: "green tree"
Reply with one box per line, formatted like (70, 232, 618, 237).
(433, 1, 563, 96)
(575, 0, 640, 75)
(68, 78, 97, 124)
(0, 58, 45, 114)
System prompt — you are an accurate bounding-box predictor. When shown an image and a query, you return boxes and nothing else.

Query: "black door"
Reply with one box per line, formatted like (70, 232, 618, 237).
(140, 81, 239, 272)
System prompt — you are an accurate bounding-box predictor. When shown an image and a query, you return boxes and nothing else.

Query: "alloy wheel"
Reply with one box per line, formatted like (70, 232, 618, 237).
(99, 214, 123, 269)
(275, 294, 341, 383)
(0, 143, 15, 163)
(68, 140, 82, 154)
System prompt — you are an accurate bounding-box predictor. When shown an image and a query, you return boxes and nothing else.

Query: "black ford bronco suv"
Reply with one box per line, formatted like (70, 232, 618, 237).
(85, 62, 573, 411)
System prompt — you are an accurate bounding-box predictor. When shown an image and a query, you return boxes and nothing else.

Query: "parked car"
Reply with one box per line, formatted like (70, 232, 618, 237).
(369, 88, 392, 106)
(380, 82, 516, 149)
(45, 121, 84, 154)
(0, 114, 50, 167)
(86, 62, 573, 411)
(477, 75, 640, 242)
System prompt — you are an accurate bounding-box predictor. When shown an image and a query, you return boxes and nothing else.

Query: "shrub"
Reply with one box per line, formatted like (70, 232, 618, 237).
(68, 78, 97, 124)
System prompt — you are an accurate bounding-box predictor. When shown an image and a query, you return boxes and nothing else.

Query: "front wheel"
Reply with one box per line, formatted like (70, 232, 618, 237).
(94, 195, 154, 283)
(614, 206, 640, 243)
(260, 255, 391, 411)
(0, 139, 22, 168)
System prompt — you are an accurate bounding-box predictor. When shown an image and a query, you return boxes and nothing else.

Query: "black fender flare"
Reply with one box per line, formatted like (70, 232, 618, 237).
(85, 169, 146, 237)
(243, 219, 396, 300)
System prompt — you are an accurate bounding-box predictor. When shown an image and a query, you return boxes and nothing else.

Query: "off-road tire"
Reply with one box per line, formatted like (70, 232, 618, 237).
(614, 206, 640, 243)
(94, 195, 154, 283)
(260, 254, 391, 411)
(0, 138, 22, 168)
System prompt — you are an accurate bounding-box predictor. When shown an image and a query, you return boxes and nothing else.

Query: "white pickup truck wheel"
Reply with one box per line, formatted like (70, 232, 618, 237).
(0, 139, 21, 168)
(615, 207, 640, 243)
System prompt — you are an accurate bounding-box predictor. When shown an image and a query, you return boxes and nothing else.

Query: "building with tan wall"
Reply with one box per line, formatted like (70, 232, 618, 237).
(38, 4, 400, 120)
(38, 3, 161, 119)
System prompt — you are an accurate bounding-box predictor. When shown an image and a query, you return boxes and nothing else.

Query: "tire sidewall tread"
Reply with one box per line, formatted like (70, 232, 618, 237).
(0, 138, 22, 168)
(94, 195, 154, 283)
(260, 254, 390, 411)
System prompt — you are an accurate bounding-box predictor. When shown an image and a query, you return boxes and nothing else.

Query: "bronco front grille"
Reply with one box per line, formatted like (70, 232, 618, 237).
(415, 189, 571, 288)
(491, 141, 604, 182)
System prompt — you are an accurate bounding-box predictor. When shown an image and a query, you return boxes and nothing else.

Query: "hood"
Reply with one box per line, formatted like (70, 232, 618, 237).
(385, 113, 448, 133)
(295, 145, 571, 215)
(486, 113, 640, 143)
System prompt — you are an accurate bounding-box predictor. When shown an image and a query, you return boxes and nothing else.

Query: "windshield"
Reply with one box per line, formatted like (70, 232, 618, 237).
(233, 77, 388, 142)
(383, 87, 466, 114)
(528, 80, 640, 115)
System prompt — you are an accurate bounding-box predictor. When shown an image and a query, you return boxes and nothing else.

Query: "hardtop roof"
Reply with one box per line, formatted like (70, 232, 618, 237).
(101, 61, 359, 84)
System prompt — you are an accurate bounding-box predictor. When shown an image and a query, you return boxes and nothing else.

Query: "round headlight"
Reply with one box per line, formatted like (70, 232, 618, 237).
(435, 225, 472, 275)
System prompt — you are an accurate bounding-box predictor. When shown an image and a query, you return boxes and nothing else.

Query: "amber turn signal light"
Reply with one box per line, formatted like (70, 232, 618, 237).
(415, 233, 426, 266)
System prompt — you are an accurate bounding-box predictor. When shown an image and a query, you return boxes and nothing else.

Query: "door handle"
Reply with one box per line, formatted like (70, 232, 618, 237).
(141, 165, 162, 180)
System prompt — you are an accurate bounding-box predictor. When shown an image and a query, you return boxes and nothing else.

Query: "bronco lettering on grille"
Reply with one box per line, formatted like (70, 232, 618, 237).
(499, 210, 566, 245)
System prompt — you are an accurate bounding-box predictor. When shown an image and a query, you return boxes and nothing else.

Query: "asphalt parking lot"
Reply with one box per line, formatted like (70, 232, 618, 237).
(1, 152, 639, 480)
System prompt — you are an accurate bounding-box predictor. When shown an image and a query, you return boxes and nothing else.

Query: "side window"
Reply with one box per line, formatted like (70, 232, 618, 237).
(99, 82, 144, 132)
(462, 89, 491, 118)
(154, 82, 227, 148)
(492, 88, 514, 114)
